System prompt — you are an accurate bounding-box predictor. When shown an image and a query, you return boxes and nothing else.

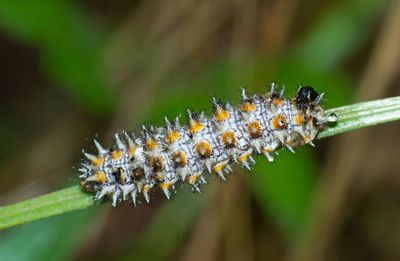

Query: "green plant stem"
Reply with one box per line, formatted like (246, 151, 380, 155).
(0, 186, 93, 230)
(1, 96, 400, 230)
(317, 96, 400, 138)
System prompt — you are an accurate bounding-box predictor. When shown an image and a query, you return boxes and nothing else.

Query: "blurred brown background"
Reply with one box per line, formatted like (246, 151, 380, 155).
(0, 0, 399, 260)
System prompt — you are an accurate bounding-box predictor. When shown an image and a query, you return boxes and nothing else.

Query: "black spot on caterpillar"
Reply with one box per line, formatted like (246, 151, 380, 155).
(78, 84, 337, 206)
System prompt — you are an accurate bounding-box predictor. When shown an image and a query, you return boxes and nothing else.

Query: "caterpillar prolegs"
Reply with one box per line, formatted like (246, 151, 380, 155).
(78, 84, 337, 206)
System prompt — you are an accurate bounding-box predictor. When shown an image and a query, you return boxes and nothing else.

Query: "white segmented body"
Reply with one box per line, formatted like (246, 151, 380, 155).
(79, 84, 336, 206)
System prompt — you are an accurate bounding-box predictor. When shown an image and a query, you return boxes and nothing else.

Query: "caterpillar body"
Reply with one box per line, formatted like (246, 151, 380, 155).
(79, 84, 337, 206)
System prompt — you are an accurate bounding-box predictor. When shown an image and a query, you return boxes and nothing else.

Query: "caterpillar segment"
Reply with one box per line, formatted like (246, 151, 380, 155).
(79, 84, 337, 206)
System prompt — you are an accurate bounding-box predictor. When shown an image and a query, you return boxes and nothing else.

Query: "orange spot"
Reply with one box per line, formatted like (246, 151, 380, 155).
(189, 175, 200, 184)
(165, 130, 180, 144)
(261, 147, 274, 153)
(171, 151, 187, 167)
(294, 114, 305, 125)
(148, 156, 164, 173)
(214, 108, 230, 122)
(213, 161, 227, 173)
(91, 156, 104, 167)
(238, 152, 251, 163)
(271, 114, 287, 129)
(247, 121, 262, 138)
(189, 121, 203, 133)
(271, 97, 283, 107)
(111, 150, 123, 161)
(195, 141, 212, 158)
(143, 185, 151, 193)
(221, 131, 237, 147)
(128, 145, 137, 157)
(159, 182, 172, 190)
(241, 102, 256, 112)
(146, 138, 158, 150)
(94, 171, 107, 183)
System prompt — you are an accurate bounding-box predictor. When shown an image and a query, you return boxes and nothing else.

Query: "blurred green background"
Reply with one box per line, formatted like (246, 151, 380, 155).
(0, 0, 399, 260)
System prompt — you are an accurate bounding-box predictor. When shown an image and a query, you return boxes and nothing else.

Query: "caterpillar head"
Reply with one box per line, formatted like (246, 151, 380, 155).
(295, 86, 337, 127)
(295, 86, 322, 109)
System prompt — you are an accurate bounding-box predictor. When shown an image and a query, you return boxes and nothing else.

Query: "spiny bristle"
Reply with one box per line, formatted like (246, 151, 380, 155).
(115, 134, 126, 150)
(94, 139, 107, 155)
(78, 84, 335, 206)
(82, 150, 96, 161)
(241, 87, 248, 100)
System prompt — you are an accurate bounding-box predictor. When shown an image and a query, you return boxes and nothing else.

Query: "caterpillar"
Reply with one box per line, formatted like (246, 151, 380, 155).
(78, 84, 337, 206)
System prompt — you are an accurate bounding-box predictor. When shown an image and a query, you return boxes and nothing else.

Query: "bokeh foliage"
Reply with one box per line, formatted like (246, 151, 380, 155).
(0, 0, 392, 260)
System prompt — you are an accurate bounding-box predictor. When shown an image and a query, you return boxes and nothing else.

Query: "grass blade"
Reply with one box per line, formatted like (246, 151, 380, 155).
(318, 96, 400, 139)
(0, 186, 92, 230)
(0, 96, 399, 230)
